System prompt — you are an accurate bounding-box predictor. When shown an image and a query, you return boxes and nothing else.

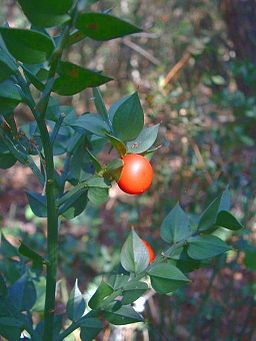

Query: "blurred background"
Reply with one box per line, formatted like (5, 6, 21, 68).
(0, 0, 256, 340)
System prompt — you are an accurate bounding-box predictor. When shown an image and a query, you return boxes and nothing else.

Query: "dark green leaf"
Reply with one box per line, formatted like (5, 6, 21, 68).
(26, 192, 47, 218)
(0, 79, 23, 112)
(93, 87, 110, 125)
(0, 233, 19, 257)
(107, 274, 129, 290)
(61, 191, 88, 219)
(160, 203, 191, 244)
(0, 317, 23, 341)
(88, 281, 113, 310)
(53, 61, 112, 96)
(147, 263, 190, 294)
(122, 281, 148, 305)
(105, 133, 127, 156)
(71, 113, 110, 137)
(8, 275, 36, 311)
(167, 246, 201, 273)
(0, 27, 54, 64)
(120, 230, 149, 274)
(216, 210, 244, 231)
(0, 48, 17, 82)
(187, 235, 231, 260)
(198, 187, 231, 232)
(18, 0, 72, 27)
(0, 152, 17, 169)
(109, 95, 129, 121)
(18, 241, 44, 269)
(112, 92, 144, 142)
(103, 305, 143, 325)
(75, 12, 142, 41)
(22, 64, 44, 91)
(88, 187, 109, 206)
(0, 274, 7, 297)
(67, 279, 86, 322)
(103, 159, 123, 181)
(126, 124, 159, 154)
(80, 317, 103, 341)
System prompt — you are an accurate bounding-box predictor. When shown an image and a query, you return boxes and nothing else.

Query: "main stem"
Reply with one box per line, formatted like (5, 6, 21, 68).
(38, 120, 59, 341)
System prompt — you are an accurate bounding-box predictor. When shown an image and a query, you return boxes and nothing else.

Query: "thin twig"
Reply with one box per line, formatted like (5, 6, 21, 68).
(162, 52, 191, 87)
(122, 38, 161, 66)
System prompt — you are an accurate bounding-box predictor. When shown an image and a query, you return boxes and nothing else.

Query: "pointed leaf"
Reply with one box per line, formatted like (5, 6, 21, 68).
(53, 61, 112, 96)
(216, 210, 243, 230)
(0, 48, 17, 82)
(103, 305, 143, 325)
(0, 152, 17, 169)
(67, 279, 86, 322)
(105, 133, 127, 157)
(92, 87, 110, 125)
(71, 113, 110, 137)
(80, 317, 103, 341)
(112, 92, 144, 142)
(18, 0, 72, 27)
(88, 187, 109, 206)
(127, 124, 159, 154)
(26, 192, 47, 218)
(120, 230, 149, 274)
(122, 281, 148, 305)
(18, 241, 44, 269)
(76, 12, 142, 41)
(147, 263, 190, 294)
(88, 281, 114, 310)
(0, 27, 54, 64)
(187, 235, 231, 260)
(0, 79, 23, 112)
(160, 203, 191, 244)
(8, 275, 36, 311)
(198, 188, 231, 232)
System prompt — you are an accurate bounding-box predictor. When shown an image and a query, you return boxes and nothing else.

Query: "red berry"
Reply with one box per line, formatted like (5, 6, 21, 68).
(117, 154, 153, 195)
(142, 240, 155, 263)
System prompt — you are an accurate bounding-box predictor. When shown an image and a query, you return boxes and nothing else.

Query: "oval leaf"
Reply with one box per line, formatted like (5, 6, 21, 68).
(88, 281, 114, 310)
(76, 12, 142, 41)
(27, 192, 47, 218)
(216, 210, 243, 230)
(0, 79, 23, 112)
(71, 113, 110, 137)
(0, 27, 55, 64)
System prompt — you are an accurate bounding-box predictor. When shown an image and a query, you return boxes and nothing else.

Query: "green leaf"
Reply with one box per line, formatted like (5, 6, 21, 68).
(32, 276, 46, 312)
(167, 246, 201, 273)
(103, 305, 143, 325)
(0, 152, 17, 169)
(88, 281, 114, 310)
(105, 133, 127, 157)
(198, 187, 231, 232)
(122, 281, 148, 305)
(103, 159, 123, 181)
(187, 235, 231, 260)
(53, 61, 112, 96)
(67, 279, 86, 322)
(0, 27, 54, 64)
(120, 230, 149, 274)
(18, 241, 44, 269)
(88, 187, 109, 206)
(112, 92, 144, 142)
(160, 203, 191, 244)
(0, 79, 23, 112)
(0, 232, 19, 257)
(27, 192, 47, 218)
(93, 87, 110, 125)
(18, 0, 72, 28)
(107, 274, 130, 290)
(8, 274, 36, 311)
(22, 64, 44, 91)
(61, 191, 88, 219)
(71, 113, 110, 137)
(0, 273, 7, 297)
(126, 124, 159, 154)
(147, 263, 190, 294)
(109, 95, 129, 121)
(0, 49, 17, 82)
(75, 12, 142, 41)
(86, 176, 110, 188)
(80, 318, 103, 341)
(216, 211, 244, 231)
(0, 317, 23, 341)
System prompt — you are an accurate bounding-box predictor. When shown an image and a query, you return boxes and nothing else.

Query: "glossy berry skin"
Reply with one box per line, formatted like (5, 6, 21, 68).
(117, 154, 153, 195)
(143, 240, 155, 263)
